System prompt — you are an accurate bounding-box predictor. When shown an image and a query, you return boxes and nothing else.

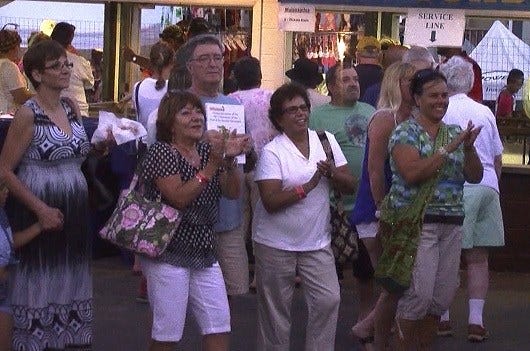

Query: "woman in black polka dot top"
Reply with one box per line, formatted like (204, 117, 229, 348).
(138, 90, 251, 350)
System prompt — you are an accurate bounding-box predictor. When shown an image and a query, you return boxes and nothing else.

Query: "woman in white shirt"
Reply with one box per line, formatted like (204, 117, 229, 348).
(134, 41, 175, 128)
(253, 83, 355, 351)
(0, 28, 32, 114)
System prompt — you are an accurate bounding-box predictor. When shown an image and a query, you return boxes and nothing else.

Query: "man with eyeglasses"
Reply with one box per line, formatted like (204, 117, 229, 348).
(180, 34, 250, 299)
(309, 61, 375, 330)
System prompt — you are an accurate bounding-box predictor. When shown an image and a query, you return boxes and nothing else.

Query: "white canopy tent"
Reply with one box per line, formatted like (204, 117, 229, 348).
(470, 20, 530, 101)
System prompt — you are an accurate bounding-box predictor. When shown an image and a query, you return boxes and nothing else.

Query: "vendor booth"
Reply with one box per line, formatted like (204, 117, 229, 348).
(2, 0, 530, 270)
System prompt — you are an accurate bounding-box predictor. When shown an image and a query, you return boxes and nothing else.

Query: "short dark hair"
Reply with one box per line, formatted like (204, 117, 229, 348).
(188, 17, 211, 38)
(50, 22, 75, 48)
(23, 39, 66, 89)
(507, 69, 524, 84)
(233, 56, 261, 90)
(325, 61, 355, 94)
(156, 90, 205, 143)
(269, 83, 310, 132)
(410, 68, 447, 97)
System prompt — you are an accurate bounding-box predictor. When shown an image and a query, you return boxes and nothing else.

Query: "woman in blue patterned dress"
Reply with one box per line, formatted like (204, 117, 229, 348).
(0, 39, 109, 350)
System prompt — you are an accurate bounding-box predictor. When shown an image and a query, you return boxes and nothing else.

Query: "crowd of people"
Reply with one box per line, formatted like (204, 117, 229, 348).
(0, 18, 518, 351)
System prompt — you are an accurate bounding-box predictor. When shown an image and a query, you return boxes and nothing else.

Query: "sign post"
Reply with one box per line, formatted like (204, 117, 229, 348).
(404, 8, 466, 47)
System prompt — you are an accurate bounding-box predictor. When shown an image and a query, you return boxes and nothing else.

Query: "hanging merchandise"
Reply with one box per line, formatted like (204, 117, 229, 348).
(292, 11, 364, 76)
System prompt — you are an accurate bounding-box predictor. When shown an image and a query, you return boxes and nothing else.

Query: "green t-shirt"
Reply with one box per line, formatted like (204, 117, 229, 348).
(309, 102, 375, 211)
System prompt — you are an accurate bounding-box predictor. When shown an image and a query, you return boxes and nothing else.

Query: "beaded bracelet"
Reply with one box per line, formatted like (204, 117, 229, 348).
(195, 172, 209, 184)
(294, 185, 306, 200)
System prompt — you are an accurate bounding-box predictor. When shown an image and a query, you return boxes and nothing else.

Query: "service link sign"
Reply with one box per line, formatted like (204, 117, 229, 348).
(404, 8, 465, 47)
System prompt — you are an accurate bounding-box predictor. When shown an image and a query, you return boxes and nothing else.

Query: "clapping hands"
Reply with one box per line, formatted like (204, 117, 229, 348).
(445, 120, 482, 154)
(204, 129, 253, 166)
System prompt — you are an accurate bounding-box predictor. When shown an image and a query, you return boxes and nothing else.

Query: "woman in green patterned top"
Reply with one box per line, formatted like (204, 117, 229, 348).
(387, 69, 483, 350)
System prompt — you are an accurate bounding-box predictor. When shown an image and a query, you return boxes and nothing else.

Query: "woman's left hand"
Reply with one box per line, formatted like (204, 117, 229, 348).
(225, 132, 252, 157)
(462, 120, 482, 149)
(445, 120, 482, 153)
(205, 129, 252, 157)
(94, 128, 116, 154)
(316, 159, 335, 178)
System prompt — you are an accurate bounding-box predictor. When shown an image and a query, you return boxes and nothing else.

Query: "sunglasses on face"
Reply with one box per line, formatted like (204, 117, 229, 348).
(282, 104, 309, 115)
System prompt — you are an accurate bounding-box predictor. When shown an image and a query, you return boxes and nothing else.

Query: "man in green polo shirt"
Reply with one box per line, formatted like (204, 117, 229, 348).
(310, 62, 375, 201)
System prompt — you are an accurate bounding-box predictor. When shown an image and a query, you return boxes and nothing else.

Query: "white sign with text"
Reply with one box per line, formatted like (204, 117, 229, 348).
(404, 8, 465, 47)
(205, 103, 246, 164)
(278, 4, 316, 33)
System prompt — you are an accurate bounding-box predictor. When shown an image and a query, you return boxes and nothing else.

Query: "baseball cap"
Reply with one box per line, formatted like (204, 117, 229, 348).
(356, 36, 381, 51)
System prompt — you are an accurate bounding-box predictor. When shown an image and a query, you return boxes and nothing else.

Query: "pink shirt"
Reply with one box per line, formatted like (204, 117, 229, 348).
(229, 88, 279, 156)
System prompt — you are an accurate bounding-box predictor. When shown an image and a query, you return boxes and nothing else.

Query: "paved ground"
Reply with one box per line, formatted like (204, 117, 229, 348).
(93, 256, 530, 351)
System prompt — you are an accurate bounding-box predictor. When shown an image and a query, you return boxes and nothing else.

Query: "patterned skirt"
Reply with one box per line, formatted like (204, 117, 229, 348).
(8, 158, 92, 351)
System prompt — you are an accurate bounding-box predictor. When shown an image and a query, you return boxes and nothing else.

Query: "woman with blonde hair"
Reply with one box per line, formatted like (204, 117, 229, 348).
(350, 61, 417, 350)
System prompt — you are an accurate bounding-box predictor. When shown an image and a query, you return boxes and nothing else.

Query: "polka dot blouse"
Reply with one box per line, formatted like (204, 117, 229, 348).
(140, 141, 221, 268)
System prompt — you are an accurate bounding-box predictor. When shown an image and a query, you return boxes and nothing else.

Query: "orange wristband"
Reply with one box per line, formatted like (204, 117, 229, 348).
(294, 185, 306, 199)
(195, 172, 209, 184)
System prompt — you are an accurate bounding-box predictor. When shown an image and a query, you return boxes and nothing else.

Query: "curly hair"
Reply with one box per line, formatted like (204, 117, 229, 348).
(0, 29, 21, 54)
(269, 83, 310, 132)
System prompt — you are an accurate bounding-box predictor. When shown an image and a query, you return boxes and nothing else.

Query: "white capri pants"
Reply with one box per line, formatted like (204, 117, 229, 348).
(140, 257, 231, 342)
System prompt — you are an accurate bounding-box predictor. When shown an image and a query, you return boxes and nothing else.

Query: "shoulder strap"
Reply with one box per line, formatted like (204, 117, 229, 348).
(61, 96, 82, 121)
(134, 80, 143, 122)
(316, 130, 335, 165)
(409, 123, 450, 213)
(380, 123, 451, 218)
(316, 130, 343, 204)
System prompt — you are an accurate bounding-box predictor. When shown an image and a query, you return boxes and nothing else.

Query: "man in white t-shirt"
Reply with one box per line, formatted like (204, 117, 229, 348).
(440, 56, 504, 342)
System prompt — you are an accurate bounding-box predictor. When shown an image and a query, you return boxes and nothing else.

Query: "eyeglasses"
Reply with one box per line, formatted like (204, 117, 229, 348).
(282, 104, 309, 115)
(44, 60, 74, 71)
(189, 54, 223, 65)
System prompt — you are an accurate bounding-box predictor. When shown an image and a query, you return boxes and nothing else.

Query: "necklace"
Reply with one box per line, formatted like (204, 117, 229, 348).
(173, 143, 201, 168)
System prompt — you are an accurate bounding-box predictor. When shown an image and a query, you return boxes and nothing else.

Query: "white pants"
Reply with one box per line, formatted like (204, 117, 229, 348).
(140, 257, 231, 341)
